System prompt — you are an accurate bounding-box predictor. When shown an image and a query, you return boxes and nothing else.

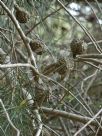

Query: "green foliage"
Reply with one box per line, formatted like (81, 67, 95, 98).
(0, 0, 102, 135)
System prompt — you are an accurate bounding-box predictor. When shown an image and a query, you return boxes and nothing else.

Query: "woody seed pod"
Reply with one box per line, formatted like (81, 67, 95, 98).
(14, 4, 29, 23)
(30, 40, 44, 55)
(43, 57, 68, 79)
(43, 63, 57, 75)
(56, 57, 68, 80)
(70, 39, 84, 58)
(34, 85, 48, 108)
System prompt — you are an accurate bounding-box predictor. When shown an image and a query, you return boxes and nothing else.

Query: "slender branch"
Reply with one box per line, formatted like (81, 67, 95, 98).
(83, 61, 102, 71)
(77, 54, 102, 59)
(0, 26, 13, 33)
(41, 107, 99, 126)
(74, 109, 102, 136)
(59, 117, 69, 136)
(77, 57, 102, 65)
(0, 99, 20, 136)
(88, 40, 102, 45)
(85, 69, 99, 94)
(22, 88, 43, 136)
(76, 0, 102, 2)
(0, 63, 38, 75)
(34, 109, 43, 136)
(15, 48, 27, 62)
(0, 31, 11, 43)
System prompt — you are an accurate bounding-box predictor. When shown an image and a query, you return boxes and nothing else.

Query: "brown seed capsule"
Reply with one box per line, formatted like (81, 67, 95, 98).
(70, 39, 84, 58)
(14, 4, 29, 23)
(56, 57, 68, 80)
(30, 40, 44, 55)
(43, 63, 57, 75)
(34, 85, 48, 108)
(43, 57, 68, 79)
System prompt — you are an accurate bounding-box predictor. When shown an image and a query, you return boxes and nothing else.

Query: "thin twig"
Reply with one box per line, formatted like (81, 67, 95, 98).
(59, 117, 69, 136)
(77, 57, 102, 65)
(74, 108, 102, 136)
(41, 107, 98, 126)
(88, 40, 102, 45)
(77, 54, 102, 59)
(0, 99, 20, 136)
